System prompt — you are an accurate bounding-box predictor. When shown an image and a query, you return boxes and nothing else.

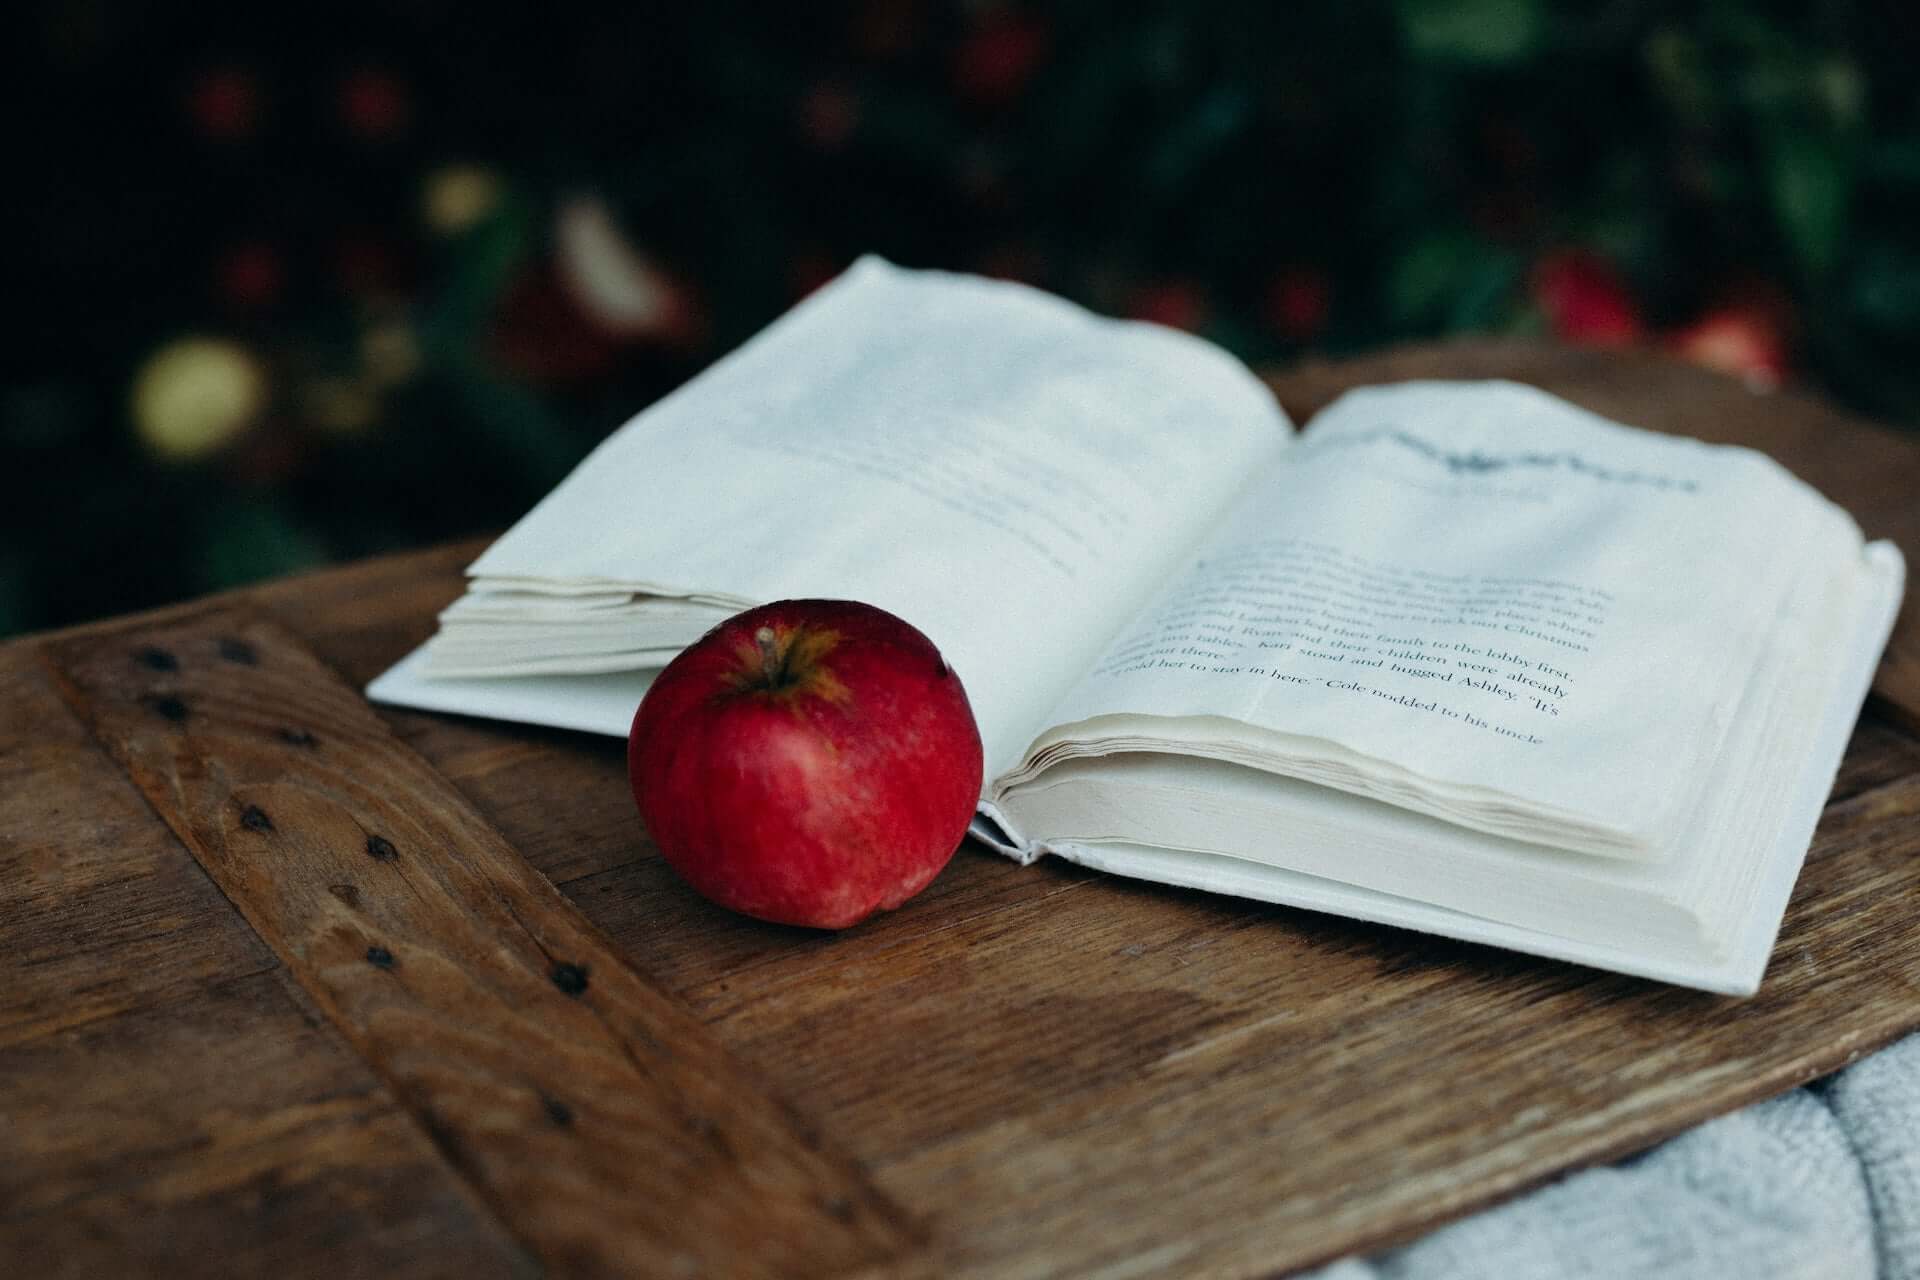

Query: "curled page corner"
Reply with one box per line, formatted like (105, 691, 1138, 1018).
(970, 800, 1041, 865)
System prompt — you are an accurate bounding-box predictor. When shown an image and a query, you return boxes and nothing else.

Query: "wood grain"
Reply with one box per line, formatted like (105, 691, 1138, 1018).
(1, 642, 531, 1278)
(0, 650, 274, 1047)
(0, 971, 533, 1279)
(43, 609, 918, 1280)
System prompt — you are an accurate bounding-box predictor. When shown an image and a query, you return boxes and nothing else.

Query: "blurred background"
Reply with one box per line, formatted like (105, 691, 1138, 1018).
(8, 0, 1918, 636)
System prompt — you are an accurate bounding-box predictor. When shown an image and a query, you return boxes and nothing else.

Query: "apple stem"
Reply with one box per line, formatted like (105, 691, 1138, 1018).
(754, 626, 782, 684)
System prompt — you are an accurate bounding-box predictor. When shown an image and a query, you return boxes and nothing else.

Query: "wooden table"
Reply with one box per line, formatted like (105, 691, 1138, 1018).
(7, 341, 1920, 1279)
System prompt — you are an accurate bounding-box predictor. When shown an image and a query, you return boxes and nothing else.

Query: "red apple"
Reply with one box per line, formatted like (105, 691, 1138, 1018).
(1531, 249, 1643, 348)
(952, 12, 1050, 107)
(1668, 305, 1790, 391)
(1126, 280, 1209, 334)
(1263, 266, 1332, 344)
(628, 599, 983, 928)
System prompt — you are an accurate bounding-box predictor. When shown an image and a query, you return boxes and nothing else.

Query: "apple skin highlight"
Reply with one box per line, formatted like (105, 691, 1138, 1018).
(628, 599, 984, 928)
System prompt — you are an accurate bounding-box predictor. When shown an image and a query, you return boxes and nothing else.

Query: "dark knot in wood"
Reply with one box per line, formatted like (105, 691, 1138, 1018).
(217, 637, 259, 665)
(136, 646, 179, 672)
(550, 963, 590, 996)
(240, 805, 274, 833)
(148, 694, 189, 723)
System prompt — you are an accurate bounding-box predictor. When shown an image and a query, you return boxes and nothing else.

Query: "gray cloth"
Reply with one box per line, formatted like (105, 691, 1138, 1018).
(1309, 1030, 1920, 1280)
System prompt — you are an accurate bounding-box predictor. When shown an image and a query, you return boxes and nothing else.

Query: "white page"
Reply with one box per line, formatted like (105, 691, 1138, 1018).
(454, 257, 1291, 779)
(369, 647, 656, 737)
(1023, 540, 1901, 995)
(1021, 381, 1865, 848)
(1005, 529, 1880, 947)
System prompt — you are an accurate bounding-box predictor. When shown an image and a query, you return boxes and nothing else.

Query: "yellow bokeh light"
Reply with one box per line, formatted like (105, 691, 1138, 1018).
(131, 337, 268, 462)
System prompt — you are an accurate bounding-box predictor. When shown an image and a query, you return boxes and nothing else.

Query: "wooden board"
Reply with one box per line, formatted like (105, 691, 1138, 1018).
(42, 609, 915, 1280)
(0, 645, 532, 1278)
(5, 341, 1920, 1278)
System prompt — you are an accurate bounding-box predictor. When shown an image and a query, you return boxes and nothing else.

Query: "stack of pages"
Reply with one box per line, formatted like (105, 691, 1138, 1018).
(372, 257, 1904, 995)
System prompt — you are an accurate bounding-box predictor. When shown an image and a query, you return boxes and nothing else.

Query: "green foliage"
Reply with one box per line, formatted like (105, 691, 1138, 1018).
(4, 0, 1916, 637)
(198, 500, 327, 592)
(1397, 0, 1542, 65)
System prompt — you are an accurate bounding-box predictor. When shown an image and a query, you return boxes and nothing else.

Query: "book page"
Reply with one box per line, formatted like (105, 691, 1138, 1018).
(998, 535, 1901, 992)
(466, 257, 1291, 780)
(1015, 381, 1871, 849)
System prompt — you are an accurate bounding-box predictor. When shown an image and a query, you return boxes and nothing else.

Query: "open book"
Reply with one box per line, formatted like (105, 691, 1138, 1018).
(370, 256, 1905, 995)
